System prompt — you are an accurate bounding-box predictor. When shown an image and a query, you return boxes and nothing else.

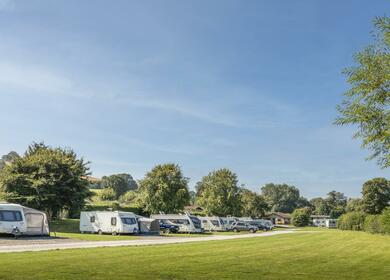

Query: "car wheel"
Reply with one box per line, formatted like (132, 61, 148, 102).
(97, 229, 103, 235)
(166, 229, 171, 234)
(249, 228, 254, 233)
(233, 228, 239, 233)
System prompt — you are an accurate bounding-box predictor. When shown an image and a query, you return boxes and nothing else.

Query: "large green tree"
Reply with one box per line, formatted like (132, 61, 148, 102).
(0, 143, 91, 218)
(138, 163, 190, 214)
(260, 183, 300, 213)
(196, 168, 241, 216)
(101, 173, 138, 199)
(326, 191, 347, 218)
(310, 197, 330, 215)
(362, 177, 390, 214)
(239, 188, 269, 218)
(335, 16, 390, 168)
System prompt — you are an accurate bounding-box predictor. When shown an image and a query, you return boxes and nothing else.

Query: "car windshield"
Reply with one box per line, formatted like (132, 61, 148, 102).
(121, 217, 137, 225)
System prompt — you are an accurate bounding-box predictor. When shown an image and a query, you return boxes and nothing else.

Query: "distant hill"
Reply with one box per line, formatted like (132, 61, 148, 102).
(0, 151, 20, 170)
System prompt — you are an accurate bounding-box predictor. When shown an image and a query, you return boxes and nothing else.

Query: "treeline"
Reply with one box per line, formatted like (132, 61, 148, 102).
(0, 143, 389, 225)
(337, 178, 390, 235)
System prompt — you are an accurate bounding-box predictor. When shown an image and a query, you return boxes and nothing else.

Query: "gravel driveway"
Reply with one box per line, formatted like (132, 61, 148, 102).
(0, 230, 302, 253)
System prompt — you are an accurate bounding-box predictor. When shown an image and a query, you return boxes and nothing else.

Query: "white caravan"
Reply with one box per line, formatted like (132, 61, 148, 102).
(199, 216, 227, 231)
(0, 203, 49, 236)
(79, 211, 139, 235)
(150, 213, 202, 233)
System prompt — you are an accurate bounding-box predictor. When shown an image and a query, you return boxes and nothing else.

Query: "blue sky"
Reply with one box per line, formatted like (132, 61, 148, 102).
(0, 0, 389, 198)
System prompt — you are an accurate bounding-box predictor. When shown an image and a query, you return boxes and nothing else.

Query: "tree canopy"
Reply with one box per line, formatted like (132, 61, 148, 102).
(239, 188, 269, 218)
(335, 16, 390, 168)
(260, 183, 300, 213)
(138, 163, 190, 214)
(362, 177, 390, 214)
(0, 143, 91, 218)
(101, 173, 138, 199)
(196, 168, 241, 216)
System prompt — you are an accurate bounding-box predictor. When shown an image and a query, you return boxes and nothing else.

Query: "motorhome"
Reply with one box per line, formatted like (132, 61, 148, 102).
(0, 203, 49, 236)
(199, 216, 227, 231)
(79, 211, 139, 235)
(150, 213, 202, 233)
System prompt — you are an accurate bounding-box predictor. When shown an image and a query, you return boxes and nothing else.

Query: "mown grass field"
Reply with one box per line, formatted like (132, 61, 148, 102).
(0, 229, 389, 279)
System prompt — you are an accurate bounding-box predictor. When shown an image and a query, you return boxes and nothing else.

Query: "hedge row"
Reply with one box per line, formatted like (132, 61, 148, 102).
(338, 208, 390, 234)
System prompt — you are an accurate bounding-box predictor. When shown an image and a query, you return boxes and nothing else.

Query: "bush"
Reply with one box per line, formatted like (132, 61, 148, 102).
(364, 215, 383, 234)
(338, 212, 366, 231)
(99, 188, 116, 201)
(380, 207, 390, 234)
(292, 208, 311, 227)
(119, 190, 138, 204)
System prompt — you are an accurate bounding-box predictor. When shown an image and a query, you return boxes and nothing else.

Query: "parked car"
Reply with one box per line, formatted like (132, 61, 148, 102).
(247, 220, 269, 231)
(159, 221, 179, 233)
(231, 221, 258, 233)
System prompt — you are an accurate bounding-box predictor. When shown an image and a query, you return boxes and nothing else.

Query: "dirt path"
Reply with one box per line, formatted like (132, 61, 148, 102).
(0, 230, 309, 253)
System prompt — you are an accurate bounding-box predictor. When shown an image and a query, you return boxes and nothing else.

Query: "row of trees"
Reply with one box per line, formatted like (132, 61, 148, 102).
(290, 178, 390, 227)
(1, 143, 388, 221)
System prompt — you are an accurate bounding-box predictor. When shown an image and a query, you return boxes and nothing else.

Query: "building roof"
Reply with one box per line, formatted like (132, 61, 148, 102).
(267, 212, 292, 219)
(310, 215, 331, 219)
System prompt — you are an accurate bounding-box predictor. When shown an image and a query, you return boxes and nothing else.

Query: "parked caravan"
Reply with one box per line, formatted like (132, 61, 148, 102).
(80, 211, 139, 235)
(150, 213, 202, 233)
(199, 216, 227, 231)
(325, 219, 337, 228)
(0, 203, 49, 236)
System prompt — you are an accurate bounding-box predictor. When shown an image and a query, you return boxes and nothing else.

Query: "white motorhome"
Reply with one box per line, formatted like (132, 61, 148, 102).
(0, 203, 49, 236)
(150, 213, 202, 233)
(79, 211, 139, 235)
(199, 216, 227, 231)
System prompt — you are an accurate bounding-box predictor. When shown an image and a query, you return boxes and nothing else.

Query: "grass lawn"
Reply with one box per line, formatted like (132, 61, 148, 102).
(1, 230, 389, 279)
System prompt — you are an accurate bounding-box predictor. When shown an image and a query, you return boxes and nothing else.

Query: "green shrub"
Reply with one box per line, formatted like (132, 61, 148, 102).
(338, 212, 366, 231)
(99, 188, 116, 201)
(119, 190, 138, 204)
(292, 208, 311, 227)
(364, 215, 383, 234)
(380, 207, 390, 234)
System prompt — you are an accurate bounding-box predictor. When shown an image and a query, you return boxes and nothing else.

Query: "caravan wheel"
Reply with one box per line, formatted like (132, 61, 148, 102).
(97, 229, 103, 235)
(112, 231, 118, 236)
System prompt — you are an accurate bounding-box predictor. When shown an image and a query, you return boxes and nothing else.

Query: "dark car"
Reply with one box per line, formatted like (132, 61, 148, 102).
(231, 221, 258, 233)
(159, 221, 179, 233)
(248, 221, 269, 231)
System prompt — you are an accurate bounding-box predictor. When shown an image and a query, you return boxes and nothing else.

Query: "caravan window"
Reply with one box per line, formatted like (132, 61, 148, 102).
(169, 219, 189, 225)
(0, 210, 23, 222)
(111, 217, 117, 226)
(90, 216, 95, 223)
(121, 217, 136, 225)
(210, 220, 220, 226)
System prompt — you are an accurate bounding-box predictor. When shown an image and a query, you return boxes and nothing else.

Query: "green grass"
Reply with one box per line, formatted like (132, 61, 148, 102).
(1, 230, 390, 279)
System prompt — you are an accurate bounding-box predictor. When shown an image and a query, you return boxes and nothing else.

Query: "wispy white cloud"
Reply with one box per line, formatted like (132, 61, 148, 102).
(0, 59, 297, 129)
(0, 62, 74, 94)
